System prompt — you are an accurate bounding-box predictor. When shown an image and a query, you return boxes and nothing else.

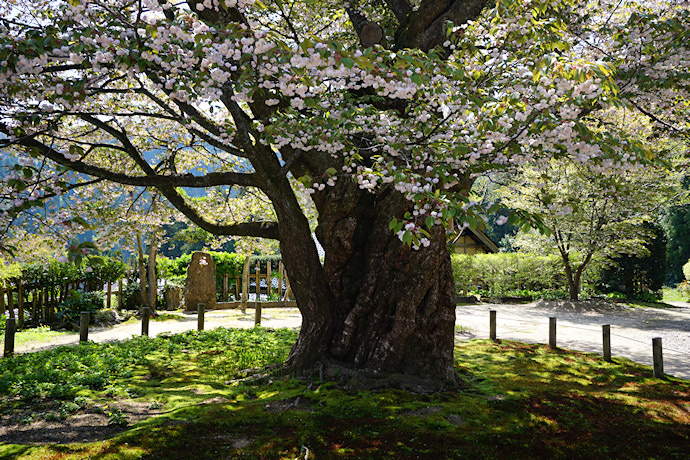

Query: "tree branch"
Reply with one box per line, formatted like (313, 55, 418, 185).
(395, 0, 488, 52)
(0, 126, 262, 189)
(158, 185, 280, 239)
(384, 0, 413, 22)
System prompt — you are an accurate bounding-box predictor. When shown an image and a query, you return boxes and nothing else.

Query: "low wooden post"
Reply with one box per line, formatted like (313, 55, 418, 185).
(254, 302, 262, 326)
(141, 307, 150, 336)
(602, 325, 612, 362)
(241, 257, 250, 313)
(652, 337, 664, 378)
(117, 279, 123, 310)
(222, 274, 228, 302)
(79, 312, 89, 342)
(234, 274, 240, 300)
(3, 317, 16, 358)
(549, 317, 557, 348)
(489, 310, 497, 341)
(197, 303, 205, 331)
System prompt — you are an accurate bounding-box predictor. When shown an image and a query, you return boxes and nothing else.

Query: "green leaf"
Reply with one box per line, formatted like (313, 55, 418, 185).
(425, 216, 436, 229)
(402, 231, 412, 246)
(341, 58, 355, 69)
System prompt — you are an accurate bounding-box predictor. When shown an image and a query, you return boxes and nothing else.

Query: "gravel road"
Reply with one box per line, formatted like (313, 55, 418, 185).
(12, 300, 689, 380)
(455, 299, 690, 380)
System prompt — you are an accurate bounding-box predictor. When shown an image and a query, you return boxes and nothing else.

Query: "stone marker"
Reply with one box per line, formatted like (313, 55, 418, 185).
(164, 286, 182, 310)
(185, 252, 216, 311)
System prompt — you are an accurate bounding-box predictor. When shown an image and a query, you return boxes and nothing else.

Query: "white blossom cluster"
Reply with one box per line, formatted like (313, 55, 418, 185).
(0, 0, 687, 249)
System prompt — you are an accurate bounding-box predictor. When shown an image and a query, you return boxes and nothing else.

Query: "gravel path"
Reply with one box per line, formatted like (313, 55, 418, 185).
(455, 299, 690, 380)
(13, 308, 302, 354)
(11, 300, 689, 380)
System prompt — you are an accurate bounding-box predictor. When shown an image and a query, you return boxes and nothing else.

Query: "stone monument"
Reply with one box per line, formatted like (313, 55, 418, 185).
(185, 252, 216, 311)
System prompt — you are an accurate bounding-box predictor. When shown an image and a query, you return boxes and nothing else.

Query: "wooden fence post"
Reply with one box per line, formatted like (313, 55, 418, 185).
(17, 280, 24, 329)
(80, 312, 90, 342)
(267, 262, 272, 298)
(241, 257, 250, 313)
(255, 263, 261, 299)
(222, 274, 228, 302)
(278, 262, 284, 299)
(602, 325, 611, 362)
(32, 289, 39, 321)
(652, 337, 664, 378)
(3, 318, 16, 358)
(198, 303, 205, 331)
(489, 310, 497, 341)
(254, 302, 262, 327)
(549, 317, 557, 348)
(142, 307, 150, 336)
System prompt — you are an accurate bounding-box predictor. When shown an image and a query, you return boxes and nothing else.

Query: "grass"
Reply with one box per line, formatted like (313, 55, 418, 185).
(662, 286, 689, 303)
(454, 324, 475, 334)
(10, 326, 76, 347)
(625, 300, 683, 310)
(0, 330, 688, 459)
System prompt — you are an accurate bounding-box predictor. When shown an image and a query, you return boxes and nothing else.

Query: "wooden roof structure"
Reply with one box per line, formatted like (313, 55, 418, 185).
(448, 226, 499, 255)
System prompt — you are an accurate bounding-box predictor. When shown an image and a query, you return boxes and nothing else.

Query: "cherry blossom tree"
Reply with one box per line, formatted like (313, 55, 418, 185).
(501, 159, 677, 300)
(1, 0, 688, 388)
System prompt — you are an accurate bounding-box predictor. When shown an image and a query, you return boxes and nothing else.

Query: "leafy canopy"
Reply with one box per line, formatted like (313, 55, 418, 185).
(0, 0, 688, 250)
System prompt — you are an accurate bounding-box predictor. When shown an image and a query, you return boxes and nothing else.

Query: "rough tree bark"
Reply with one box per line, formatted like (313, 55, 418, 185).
(2, 0, 492, 392)
(273, 177, 469, 390)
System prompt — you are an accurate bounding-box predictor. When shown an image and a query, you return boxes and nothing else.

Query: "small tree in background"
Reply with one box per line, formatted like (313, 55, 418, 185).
(503, 160, 674, 300)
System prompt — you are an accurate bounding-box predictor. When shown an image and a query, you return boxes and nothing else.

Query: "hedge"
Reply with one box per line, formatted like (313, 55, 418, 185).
(451, 253, 599, 298)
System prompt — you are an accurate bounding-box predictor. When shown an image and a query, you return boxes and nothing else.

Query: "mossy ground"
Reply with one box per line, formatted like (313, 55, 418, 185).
(0, 329, 688, 459)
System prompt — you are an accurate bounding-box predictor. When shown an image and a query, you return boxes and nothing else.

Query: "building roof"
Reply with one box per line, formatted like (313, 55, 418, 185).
(449, 226, 499, 254)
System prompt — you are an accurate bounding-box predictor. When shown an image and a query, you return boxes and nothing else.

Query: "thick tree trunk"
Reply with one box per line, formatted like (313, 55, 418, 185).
(278, 182, 460, 390)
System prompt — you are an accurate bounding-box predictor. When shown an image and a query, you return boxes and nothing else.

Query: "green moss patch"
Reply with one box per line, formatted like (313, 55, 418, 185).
(1, 334, 688, 459)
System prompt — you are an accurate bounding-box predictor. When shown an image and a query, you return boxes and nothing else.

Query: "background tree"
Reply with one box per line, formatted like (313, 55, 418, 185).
(1, 0, 688, 388)
(502, 159, 676, 300)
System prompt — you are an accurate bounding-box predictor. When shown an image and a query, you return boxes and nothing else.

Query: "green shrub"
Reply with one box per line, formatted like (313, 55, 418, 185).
(634, 291, 662, 303)
(56, 291, 104, 323)
(120, 281, 142, 309)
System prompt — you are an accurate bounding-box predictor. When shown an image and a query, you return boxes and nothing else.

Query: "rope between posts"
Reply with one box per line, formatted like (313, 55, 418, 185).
(464, 311, 688, 356)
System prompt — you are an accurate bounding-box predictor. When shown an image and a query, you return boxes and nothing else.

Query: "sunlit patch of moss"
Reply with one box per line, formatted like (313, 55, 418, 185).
(2, 333, 689, 459)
